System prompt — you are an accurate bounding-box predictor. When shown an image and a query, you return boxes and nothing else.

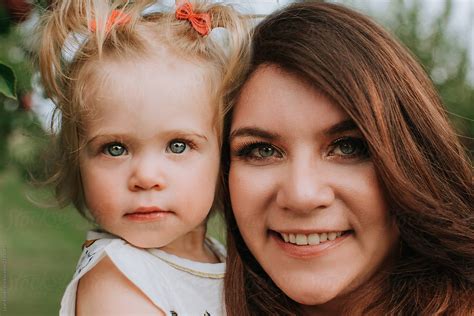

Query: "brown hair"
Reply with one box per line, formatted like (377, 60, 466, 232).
(222, 2, 473, 315)
(37, 0, 249, 217)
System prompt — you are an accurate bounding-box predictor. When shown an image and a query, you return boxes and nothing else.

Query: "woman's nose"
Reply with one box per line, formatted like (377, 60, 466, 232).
(276, 159, 335, 213)
(128, 153, 167, 191)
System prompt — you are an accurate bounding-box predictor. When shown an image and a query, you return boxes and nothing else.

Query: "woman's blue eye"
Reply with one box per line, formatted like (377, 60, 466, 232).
(331, 137, 369, 158)
(339, 140, 357, 155)
(104, 143, 126, 156)
(168, 141, 187, 154)
(236, 142, 281, 160)
(255, 146, 275, 157)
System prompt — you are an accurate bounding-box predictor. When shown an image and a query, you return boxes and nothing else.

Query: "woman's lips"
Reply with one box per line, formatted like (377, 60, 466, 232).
(124, 207, 172, 222)
(270, 230, 352, 258)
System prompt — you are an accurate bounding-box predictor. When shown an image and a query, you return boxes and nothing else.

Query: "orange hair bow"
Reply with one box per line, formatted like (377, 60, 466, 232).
(90, 10, 131, 33)
(175, 0, 211, 36)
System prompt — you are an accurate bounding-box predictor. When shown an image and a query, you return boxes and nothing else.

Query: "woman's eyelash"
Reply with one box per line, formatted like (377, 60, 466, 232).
(329, 136, 370, 159)
(233, 141, 281, 159)
(232, 138, 369, 162)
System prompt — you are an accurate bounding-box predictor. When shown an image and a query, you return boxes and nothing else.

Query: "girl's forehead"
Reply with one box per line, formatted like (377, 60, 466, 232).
(88, 53, 209, 102)
(79, 52, 219, 130)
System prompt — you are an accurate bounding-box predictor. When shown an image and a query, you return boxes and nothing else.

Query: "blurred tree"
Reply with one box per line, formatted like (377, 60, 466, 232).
(0, 0, 38, 173)
(0, 61, 17, 169)
(386, 0, 473, 152)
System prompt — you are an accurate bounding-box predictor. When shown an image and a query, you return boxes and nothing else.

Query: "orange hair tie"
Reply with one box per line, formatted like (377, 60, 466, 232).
(175, 0, 211, 36)
(90, 10, 131, 33)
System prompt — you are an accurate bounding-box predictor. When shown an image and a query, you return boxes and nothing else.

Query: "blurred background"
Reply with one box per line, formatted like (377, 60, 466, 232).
(0, 0, 472, 314)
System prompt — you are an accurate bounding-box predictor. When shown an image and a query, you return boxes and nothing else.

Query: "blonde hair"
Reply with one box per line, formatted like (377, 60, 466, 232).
(37, 0, 249, 217)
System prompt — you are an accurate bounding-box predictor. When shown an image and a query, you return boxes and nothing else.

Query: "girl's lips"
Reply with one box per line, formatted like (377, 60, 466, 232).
(124, 207, 172, 222)
(270, 230, 351, 258)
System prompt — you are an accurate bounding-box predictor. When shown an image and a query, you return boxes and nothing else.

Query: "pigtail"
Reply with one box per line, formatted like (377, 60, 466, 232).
(36, 0, 95, 216)
(206, 2, 251, 112)
(38, 0, 146, 104)
(207, 2, 251, 144)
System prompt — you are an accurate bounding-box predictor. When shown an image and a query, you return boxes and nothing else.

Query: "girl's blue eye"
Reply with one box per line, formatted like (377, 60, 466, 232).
(104, 143, 127, 156)
(168, 141, 187, 154)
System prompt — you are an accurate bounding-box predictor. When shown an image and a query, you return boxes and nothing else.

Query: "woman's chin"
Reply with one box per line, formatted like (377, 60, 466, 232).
(279, 283, 342, 307)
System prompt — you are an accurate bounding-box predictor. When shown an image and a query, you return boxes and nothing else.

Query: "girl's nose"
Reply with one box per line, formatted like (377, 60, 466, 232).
(128, 153, 167, 191)
(276, 159, 335, 213)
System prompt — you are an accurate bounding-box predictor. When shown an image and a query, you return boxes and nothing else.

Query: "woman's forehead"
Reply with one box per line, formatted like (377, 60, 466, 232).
(232, 65, 353, 137)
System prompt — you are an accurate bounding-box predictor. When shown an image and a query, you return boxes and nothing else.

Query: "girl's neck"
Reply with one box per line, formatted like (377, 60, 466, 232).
(159, 224, 220, 263)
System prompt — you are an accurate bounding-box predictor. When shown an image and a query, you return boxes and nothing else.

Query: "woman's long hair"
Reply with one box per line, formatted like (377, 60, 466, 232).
(222, 2, 473, 315)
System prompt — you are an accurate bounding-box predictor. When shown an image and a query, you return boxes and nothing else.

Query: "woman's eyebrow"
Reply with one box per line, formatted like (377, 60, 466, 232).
(229, 127, 279, 141)
(324, 119, 357, 136)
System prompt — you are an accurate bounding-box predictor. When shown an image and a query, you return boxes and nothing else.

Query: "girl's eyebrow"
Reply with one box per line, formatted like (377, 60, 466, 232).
(229, 127, 280, 141)
(163, 130, 209, 141)
(85, 134, 127, 145)
(85, 130, 209, 145)
(324, 119, 357, 136)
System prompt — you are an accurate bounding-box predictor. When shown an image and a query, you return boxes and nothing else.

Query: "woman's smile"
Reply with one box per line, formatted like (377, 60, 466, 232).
(270, 229, 352, 258)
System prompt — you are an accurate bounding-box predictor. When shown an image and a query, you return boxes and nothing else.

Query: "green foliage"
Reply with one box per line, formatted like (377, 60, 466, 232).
(0, 21, 35, 173)
(0, 167, 90, 315)
(385, 0, 473, 151)
(0, 62, 17, 99)
(0, 4, 12, 35)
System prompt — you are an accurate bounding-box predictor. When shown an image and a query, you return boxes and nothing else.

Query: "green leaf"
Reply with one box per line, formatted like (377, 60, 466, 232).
(0, 61, 17, 99)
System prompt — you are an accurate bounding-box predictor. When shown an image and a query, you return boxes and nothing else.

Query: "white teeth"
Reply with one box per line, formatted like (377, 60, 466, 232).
(280, 231, 345, 245)
(296, 234, 307, 245)
(289, 234, 296, 243)
(307, 233, 320, 245)
(320, 232, 328, 242)
(328, 232, 337, 241)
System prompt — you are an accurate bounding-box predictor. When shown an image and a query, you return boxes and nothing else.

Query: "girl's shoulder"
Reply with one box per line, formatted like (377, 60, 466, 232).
(75, 255, 165, 315)
(59, 230, 141, 315)
(61, 231, 227, 315)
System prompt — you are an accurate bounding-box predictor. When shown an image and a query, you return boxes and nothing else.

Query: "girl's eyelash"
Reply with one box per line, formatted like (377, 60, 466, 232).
(170, 138, 198, 150)
(96, 138, 198, 151)
(100, 141, 128, 156)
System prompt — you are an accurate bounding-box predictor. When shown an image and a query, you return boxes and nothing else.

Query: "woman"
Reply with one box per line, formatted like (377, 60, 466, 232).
(222, 2, 473, 315)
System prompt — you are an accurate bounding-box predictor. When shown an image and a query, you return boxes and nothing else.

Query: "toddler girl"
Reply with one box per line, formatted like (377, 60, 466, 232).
(37, 0, 247, 314)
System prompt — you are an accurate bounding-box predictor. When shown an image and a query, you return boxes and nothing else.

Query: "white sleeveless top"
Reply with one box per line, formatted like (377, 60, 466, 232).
(60, 231, 226, 315)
